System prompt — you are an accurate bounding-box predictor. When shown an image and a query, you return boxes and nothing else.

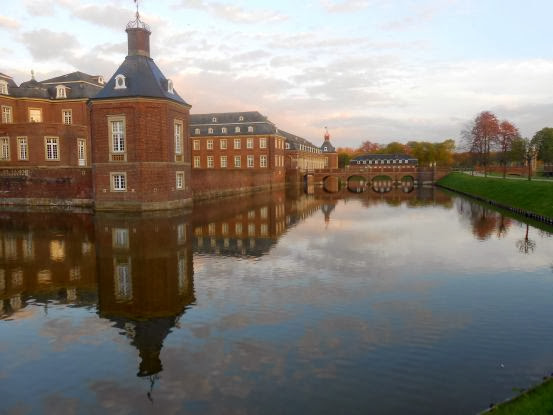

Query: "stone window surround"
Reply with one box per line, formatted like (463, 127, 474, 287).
(62, 109, 72, 125)
(108, 115, 126, 161)
(1, 105, 12, 124)
(29, 108, 42, 123)
(110, 172, 127, 192)
(0, 80, 8, 95)
(44, 136, 60, 161)
(174, 119, 184, 156)
(17, 137, 28, 161)
(176, 171, 185, 189)
(0, 136, 10, 161)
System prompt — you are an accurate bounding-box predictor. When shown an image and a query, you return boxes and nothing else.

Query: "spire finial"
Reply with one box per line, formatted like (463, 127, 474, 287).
(31, 69, 35, 81)
(135, 0, 140, 19)
(324, 126, 330, 141)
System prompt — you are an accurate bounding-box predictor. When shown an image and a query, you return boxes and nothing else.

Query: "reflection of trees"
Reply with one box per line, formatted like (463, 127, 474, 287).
(516, 224, 536, 254)
(496, 215, 512, 239)
(471, 205, 498, 241)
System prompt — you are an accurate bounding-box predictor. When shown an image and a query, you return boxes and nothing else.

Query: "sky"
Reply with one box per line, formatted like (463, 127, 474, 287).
(2, 0, 553, 148)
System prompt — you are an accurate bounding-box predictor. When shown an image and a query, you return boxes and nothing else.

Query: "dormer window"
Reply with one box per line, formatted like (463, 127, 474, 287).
(248, 126, 253, 133)
(235, 127, 241, 133)
(167, 79, 174, 94)
(0, 81, 8, 95)
(56, 85, 66, 99)
(324, 146, 328, 151)
(208, 128, 214, 134)
(221, 127, 227, 134)
(114, 74, 126, 90)
(194, 128, 200, 135)
(212, 117, 217, 122)
(239, 116, 244, 121)
(97, 76, 105, 85)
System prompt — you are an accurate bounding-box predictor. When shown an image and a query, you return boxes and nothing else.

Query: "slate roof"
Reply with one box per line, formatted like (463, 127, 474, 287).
(321, 140, 336, 153)
(278, 129, 321, 153)
(94, 55, 189, 106)
(8, 71, 103, 99)
(189, 111, 277, 136)
(351, 154, 418, 164)
(0, 73, 18, 92)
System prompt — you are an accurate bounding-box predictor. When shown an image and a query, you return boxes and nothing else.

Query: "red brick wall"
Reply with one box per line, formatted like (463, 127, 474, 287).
(0, 96, 90, 126)
(191, 168, 285, 199)
(90, 98, 192, 208)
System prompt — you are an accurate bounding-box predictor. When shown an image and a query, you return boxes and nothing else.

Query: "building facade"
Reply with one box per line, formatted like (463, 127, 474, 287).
(350, 154, 418, 169)
(0, 13, 337, 210)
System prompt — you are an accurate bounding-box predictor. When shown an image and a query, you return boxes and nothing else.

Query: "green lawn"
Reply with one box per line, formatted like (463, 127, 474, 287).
(486, 378, 553, 414)
(437, 173, 553, 218)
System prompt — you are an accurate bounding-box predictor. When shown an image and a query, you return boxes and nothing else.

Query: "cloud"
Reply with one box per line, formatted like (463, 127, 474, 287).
(177, 0, 288, 23)
(21, 29, 79, 61)
(0, 15, 21, 30)
(23, 0, 59, 16)
(320, 0, 373, 13)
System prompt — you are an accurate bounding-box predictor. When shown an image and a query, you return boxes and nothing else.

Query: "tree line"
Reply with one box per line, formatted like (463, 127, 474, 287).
(462, 111, 553, 179)
(337, 139, 456, 168)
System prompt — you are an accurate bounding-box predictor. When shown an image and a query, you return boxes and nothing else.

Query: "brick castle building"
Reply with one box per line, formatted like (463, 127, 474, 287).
(0, 13, 337, 210)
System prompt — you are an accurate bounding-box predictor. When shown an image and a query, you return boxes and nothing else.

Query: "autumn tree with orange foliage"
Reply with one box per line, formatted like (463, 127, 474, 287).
(464, 111, 500, 177)
(497, 120, 520, 178)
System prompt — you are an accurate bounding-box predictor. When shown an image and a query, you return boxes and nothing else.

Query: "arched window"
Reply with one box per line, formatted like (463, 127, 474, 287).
(239, 116, 244, 121)
(56, 85, 66, 99)
(114, 74, 126, 90)
(235, 126, 241, 133)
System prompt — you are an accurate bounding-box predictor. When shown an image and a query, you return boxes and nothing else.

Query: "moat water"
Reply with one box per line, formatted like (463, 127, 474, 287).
(1, 187, 553, 414)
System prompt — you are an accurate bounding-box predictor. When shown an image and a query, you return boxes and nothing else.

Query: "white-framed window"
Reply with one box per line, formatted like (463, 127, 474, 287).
(235, 126, 241, 133)
(1, 106, 12, 123)
(275, 155, 279, 167)
(234, 155, 241, 168)
(222, 223, 229, 235)
(234, 138, 241, 149)
(221, 127, 227, 134)
(260, 155, 267, 168)
(261, 224, 268, 236)
(168, 79, 174, 93)
(45, 137, 59, 161)
(176, 171, 185, 189)
(56, 85, 66, 99)
(175, 120, 183, 155)
(212, 117, 217, 122)
(247, 138, 253, 149)
(97, 76, 105, 85)
(17, 137, 28, 161)
(29, 108, 42, 123)
(0, 80, 8, 95)
(112, 228, 129, 249)
(194, 156, 201, 168)
(78, 138, 86, 166)
(235, 223, 242, 235)
(0, 137, 10, 161)
(193, 140, 200, 150)
(114, 258, 132, 301)
(208, 127, 213, 134)
(220, 139, 227, 149)
(285, 143, 290, 149)
(260, 137, 267, 149)
(324, 146, 328, 151)
(247, 155, 254, 168)
(194, 128, 200, 135)
(248, 126, 254, 133)
(114, 74, 126, 89)
(239, 115, 244, 121)
(207, 139, 213, 150)
(109, 117, 125, 154)
(220, 155, 227, 168)
(111, 172, 127, 191)
(207, 156, 214, 168)
(62, 109, 72, 125)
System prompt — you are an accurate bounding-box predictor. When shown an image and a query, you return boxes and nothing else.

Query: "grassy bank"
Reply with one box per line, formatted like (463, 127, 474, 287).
(437, 173, 553, 219)
(485, 378, 553, 414)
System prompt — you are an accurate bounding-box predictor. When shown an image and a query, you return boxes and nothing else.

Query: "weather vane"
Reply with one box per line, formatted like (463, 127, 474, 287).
(134, 0, 140, 18)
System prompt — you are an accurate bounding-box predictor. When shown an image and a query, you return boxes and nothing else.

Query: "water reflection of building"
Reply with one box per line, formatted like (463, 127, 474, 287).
(0, 211, 96, 318)
(95, 213, 195, 377)
(192, 190, 327, 257)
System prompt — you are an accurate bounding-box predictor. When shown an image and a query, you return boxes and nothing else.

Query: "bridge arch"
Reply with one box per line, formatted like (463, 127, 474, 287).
(322, 175, 340, 193)
(371, 175, 393, 193)
(347, 175, 367, 193)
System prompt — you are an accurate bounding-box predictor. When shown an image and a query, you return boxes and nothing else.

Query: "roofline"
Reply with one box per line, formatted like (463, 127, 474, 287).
(42, 80, 103, 88)
(189, 121, 275, 126)
(89, 95, 192, 109)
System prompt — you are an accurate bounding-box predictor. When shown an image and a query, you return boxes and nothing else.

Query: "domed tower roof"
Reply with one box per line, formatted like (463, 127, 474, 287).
(320, 127, 336, 153)
(93, 12, 189, 106)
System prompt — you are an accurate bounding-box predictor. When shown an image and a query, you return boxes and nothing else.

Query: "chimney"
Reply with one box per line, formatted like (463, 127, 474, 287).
(126, 26, 151, 58)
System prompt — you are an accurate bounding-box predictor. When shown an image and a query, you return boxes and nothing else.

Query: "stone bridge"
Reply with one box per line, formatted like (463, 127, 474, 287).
(304, 167, 450, 193)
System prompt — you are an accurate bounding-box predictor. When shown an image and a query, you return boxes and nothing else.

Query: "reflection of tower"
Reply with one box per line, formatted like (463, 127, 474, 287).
(321, 203, 336, 226)
(95, 212, 195, 379)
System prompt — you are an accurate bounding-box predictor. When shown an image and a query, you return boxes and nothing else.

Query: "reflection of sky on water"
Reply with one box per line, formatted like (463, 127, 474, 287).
(1, 191, 553, 414)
